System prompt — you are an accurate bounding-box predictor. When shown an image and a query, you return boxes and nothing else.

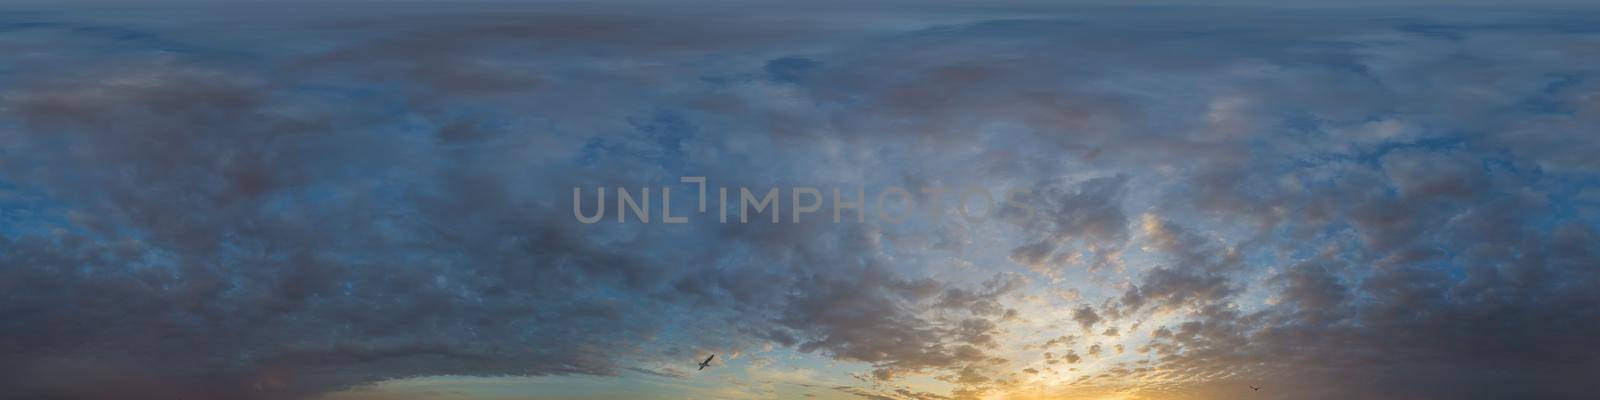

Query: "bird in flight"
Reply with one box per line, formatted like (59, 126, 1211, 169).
(698, 354, 715, 371)
(1250, 386, 1262, 391)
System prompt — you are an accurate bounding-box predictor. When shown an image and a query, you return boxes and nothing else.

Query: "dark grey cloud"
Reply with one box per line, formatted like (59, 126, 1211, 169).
(1007, 176, 1130, 273)
(0, 12, 987, 398)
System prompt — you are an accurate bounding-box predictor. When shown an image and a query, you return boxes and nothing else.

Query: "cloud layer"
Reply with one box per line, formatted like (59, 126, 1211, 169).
(1, 4, 1598, 400)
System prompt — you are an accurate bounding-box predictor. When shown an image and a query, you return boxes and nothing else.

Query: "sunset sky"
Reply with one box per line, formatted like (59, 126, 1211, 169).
(2, 2, 1599, 400)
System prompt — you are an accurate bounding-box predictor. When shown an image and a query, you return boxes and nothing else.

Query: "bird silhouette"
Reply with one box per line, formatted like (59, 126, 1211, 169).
(1250, 385, 1262, 391)
(698, 354, 715, 371)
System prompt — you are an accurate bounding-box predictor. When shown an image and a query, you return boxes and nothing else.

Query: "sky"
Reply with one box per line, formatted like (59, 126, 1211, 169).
(1, 2, 1599, 400)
